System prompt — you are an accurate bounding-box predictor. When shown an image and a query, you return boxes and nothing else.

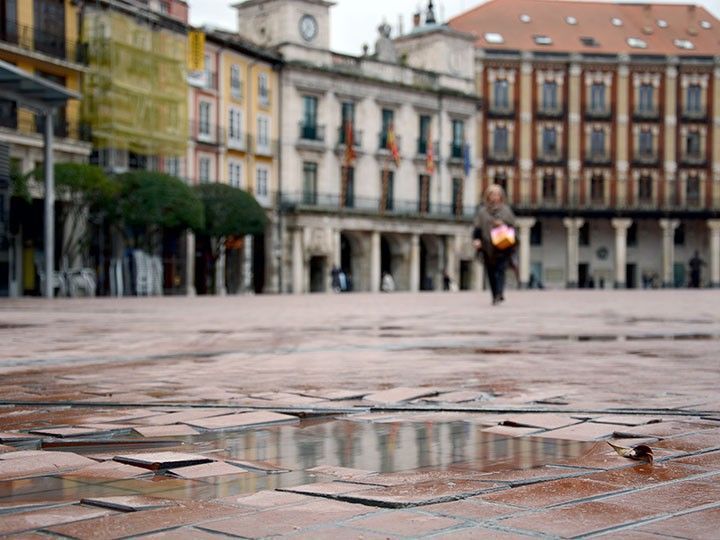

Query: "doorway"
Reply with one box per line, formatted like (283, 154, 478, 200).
(309, 255, 326, 292)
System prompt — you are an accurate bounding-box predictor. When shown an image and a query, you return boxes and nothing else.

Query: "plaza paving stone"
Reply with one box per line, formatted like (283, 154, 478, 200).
(0, 291, 719, 537)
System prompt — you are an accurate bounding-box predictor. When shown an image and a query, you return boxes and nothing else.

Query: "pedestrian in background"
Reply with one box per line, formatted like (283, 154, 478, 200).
(473, 184, 516, 305)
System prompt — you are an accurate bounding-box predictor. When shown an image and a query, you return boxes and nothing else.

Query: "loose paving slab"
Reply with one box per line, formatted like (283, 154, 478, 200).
(183, 411, 299, 431)
(112, 452, 214, 471)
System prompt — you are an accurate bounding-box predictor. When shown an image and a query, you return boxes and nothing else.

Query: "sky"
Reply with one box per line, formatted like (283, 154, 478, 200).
(188, 0, 720, 56)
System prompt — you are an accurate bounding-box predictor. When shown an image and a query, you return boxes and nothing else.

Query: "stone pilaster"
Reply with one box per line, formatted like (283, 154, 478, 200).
(370, 231, 381, 293)
(292, 228, 304, 294)
(409, 234, 420, 292)
(659, 218, 680, 287)
(563, 217, 584, 287)
(519, 60, 533, 203)
(616, 62, 629, 204)
(611, 218, 632, 288)
(516, 217, 536, 288)
(708, 219, 720, 288)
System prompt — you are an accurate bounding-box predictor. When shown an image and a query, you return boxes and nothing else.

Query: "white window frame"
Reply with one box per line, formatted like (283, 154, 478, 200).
(198, 101, 213, 141)
(198, 155, 212, 183)
(256, 114, 271, 154)
(228, 107, 244, 149)
(256, 165, 270, 205)
(230, 64, 242, 100)
(164, 156, 181, 178)
(258, 73, 270, 107)
(228, 159, 243, 188)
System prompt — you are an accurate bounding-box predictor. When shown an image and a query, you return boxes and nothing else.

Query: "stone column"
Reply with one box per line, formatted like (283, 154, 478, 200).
(292, 228, 304, 294)
(370, 231, 380, 293)
(243, 234, 254, 293)
(611, 218, 632, 288)
(409, 234, 420, 292)
(708, 219, 720, 288)
(516, 217, 536, 288)
(519, 59, 533, 204)
(659, 218, 680, 287)
(563, 217, 584, 287)
(185, 231, 196, 296)
(215, 241, 227, 296)
(446, 236, 460, 289)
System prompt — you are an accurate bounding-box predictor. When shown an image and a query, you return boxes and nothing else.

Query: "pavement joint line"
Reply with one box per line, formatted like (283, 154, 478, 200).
(582, 501, 720, 539)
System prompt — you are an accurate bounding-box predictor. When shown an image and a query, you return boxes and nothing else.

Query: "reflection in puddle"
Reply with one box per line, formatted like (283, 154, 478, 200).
(0, 419, 592, 508)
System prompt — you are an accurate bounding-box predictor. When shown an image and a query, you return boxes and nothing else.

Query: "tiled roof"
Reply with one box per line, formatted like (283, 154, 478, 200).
(448, 0, 720, 56)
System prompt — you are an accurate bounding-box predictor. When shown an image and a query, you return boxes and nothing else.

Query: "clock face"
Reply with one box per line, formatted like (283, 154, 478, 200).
(299, 14, 318, 42)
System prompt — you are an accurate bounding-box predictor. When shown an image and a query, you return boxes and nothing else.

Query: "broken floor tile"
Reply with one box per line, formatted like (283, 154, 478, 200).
(300, 389, 370, 401)
(422, 390, 488, 403)
(422, 498, 517, 520)
(132, 409, 238, 426)
(363, 387, 439, 404)
(166, 461, 250, 479)
(61, 460, 151, 480)
(337, 479, 501, 508)
(28, 427, 104, 438)
(45, 502, 239, 540)
(590, 415, 662, 426)
(0, 505, 113, 536)
(215, 489, 313, 509)
(0, 451, 97, 480)
(183, 411, 298, 431)
(225, 459, 288, 474)
(113, 452, 214, 471)
(501, 413, 580, 430)
(81, 495, 177, 512)
(279, 481, 366, 497)
(348, 510, 462, 537)
(307, 465, 377, 482)
(132, 425, 199, 438)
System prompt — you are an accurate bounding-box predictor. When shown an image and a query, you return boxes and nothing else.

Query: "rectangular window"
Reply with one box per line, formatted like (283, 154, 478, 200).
(638, 129, 653, 157)
(542, 81, 557, 111)
(451, 119, 464, 158)
(199, 102, 211, 137)
(638, 175, 653, 202)
(228, 108, 243, 148)
(590, 128, 605, 157)
(256, 166, 269, 199)
(230, 64, 242, 99)
(341, 166, 354, 208)
(1, 0, 18, 45)
(34, 0, 65, 59)
(493, 79, 509, 110)
(418, 174, 430, 213)
(228, 161, 242, 187)
(380, 108, 394, 148)
(542, 173, 556, 200)
(301, 95, 318, 140)
(302, 162, 317, 205)
(164, 156, 180, 177)
(381, 170, 394, 211)
(686, 131, 701, 158)
(203, 54, 215, 89)
(590, 83, 606, 113)
(418, 115, 431, 154)
(686, 175, 700, 205)
(542, 127, 557, 155)
(257, 114, 270, 152)
(493, 126, 509, 155)
(686, 84, 702, 114)
(340, 101, 355, 145)
(258, 73, 269, 106)
(199, 156, 211, 183)
(638, 84, 654, 114)
(591, 174, 604, 202)
(452, 177, 463, 216)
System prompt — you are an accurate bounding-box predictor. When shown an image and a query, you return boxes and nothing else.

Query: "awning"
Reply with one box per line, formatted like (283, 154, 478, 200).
(0, 59, 79, 112)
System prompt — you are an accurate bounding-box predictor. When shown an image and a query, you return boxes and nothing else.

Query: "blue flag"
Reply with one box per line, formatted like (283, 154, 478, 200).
(463, 143, 471, 177)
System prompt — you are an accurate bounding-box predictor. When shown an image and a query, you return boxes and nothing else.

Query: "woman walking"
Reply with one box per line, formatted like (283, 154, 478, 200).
(473, 184, 516, 305)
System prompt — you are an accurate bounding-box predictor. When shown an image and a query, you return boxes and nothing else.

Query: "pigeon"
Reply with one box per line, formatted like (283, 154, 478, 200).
(607, 441, 654, 463)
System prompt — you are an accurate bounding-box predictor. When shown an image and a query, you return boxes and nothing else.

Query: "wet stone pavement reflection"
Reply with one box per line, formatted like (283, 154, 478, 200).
(0, 291, 719, 538)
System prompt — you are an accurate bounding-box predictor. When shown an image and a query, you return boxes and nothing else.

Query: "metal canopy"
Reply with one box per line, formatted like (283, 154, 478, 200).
(0, 59, 79, 112)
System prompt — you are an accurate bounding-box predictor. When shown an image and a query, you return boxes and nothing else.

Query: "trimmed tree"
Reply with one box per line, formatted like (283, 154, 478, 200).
(195, 182, 267, 294)
(117, 171, 204, 252)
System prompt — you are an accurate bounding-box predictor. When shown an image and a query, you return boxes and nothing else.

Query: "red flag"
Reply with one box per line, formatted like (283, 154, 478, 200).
(343, 120, 356, 166)
(387, 124, 400, 166)
(426, 125, 435, 174)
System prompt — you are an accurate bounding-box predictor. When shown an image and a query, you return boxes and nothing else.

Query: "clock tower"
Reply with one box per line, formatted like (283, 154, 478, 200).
(233, 0, 334, 50)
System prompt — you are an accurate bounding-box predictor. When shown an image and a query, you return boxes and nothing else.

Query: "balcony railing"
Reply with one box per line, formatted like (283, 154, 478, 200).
(378, 133, 402, 151)
(585, 108, 612, 120)
(191, 120, 225, 145)
(280, 190, 475, 219)
(485, 152, 515, 165)
(227, 131, 248, 151)
(536, 152, 564, 165)
(584, 153, 612, 166)
(632, 153, 659, 167)
(299, 122, 325, 142)
(0, 19, 87, 64)
(258, 91, 271, 108)
(536, 106, 564, 119)
(633, 109, 660, 122)
(681, 109, 707, 122)
(487, 105, 515, 118)
(248, 135, 278, 156)
(337, 127, 362, 147)
(679, 154, 708, 167)
(449, 142, 464, 160)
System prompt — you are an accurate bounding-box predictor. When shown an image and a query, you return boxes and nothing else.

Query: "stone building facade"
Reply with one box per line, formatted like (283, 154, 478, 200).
(450, 0, 720, 288)
(235, 0, 482, 293)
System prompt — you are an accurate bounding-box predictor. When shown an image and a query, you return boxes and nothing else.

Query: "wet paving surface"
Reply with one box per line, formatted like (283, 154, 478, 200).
(0, 290, 719, 538)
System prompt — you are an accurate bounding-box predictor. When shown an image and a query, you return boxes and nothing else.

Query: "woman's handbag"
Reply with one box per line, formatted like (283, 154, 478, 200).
(490, 224, 516, 250)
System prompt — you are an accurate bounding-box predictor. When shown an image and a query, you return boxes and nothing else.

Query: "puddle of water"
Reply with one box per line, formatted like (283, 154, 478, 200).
(0, 418, 593, 507)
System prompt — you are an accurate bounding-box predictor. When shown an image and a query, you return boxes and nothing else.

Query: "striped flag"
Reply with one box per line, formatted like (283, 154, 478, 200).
(426, 125, 435, 174)
(343, 120, 356, 166)
(387, 124, 400, 166)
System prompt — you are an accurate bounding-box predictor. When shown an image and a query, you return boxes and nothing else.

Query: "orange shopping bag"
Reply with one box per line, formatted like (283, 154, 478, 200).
(490, 224, 516, 250)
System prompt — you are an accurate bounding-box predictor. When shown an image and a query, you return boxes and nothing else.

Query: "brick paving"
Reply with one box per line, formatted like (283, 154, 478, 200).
(0, 290, 718, 538)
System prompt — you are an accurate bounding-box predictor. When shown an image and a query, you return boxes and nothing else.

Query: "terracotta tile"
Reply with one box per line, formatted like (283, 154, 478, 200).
(422, 499, 517, 520)
(349, 510, 462, 536)
(587, 462, 706, 488)
(654, 430, 720, 452)
(602, 479, 720, 513)
(81, 495, 176, 512)
(166, 461, 250, 479)
(132, 409, 238, 426)
(132, 425, 200, 437)
(198, 499, 373, 538)
(481, 425, 542, 437)
(0, 505, 113, 536)
(423, 390, 487, 403)
(215, 489, 313, 509)
(140, 528, 228, 539)
(499, 501, 656, 537)
(483, 477, 624, 508)
(635, 507, 720, 538)
(363, 387, 439, 403)
(339, 479, 500, 507)
(591, 415, 663, 426)
(0, 451, 97, 480)
(551, 440, 668, 471)
(431, 526, 528, 539)
(0, 444, 18, 453)
(284, 525, 391, 539)
(502, 413, 580, 430)
(183, 411, 298, 430)
(613, 422, 716, 439)
(0, 450, 47, 460)
(225, 459, 288, 473)
(112, 451, 214, 470)
(300, 389, 370, 401)
(674, 449, 720, 470)
(342, 470, 489, 488)
(307, 465, 377, 481)
(61, 461, 151, 480)
(473, 466, 589, 486)
(45, 502, 239, 539)
(281, 481, 371, 497)
(533, 422, 617, 441)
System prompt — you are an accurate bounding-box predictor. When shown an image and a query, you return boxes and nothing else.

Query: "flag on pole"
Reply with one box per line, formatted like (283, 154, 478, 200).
(463, 142, 471, 177)
(386, 124, 400, 166)
(426, 125, 435, 174)
(343, 120, 356, 166)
